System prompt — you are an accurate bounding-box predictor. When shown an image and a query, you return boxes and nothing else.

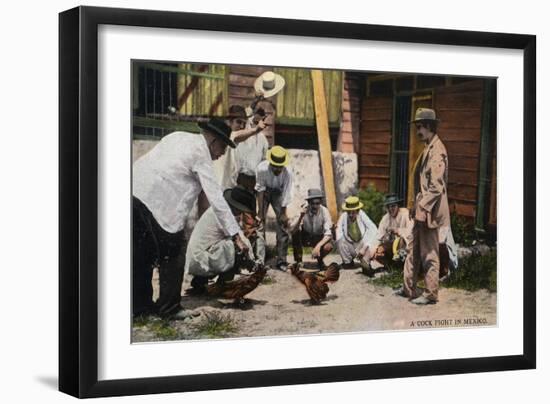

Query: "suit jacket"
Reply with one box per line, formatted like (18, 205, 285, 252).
(412, 135, 450, 229)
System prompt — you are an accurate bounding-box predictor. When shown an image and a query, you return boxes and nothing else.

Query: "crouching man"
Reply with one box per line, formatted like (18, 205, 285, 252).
(335, 196, 378, 270)
(362, 193, 413, 270)
(187, 187, 258, 294)
(289, 188, 334, 269)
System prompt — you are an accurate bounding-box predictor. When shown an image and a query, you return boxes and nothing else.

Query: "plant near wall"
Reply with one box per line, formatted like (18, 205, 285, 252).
(450, 211, 477, 246)
(357, 184, 386, 225)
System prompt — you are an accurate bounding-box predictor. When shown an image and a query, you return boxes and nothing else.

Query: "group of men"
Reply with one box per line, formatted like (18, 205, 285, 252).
(132, 65, 454, 319)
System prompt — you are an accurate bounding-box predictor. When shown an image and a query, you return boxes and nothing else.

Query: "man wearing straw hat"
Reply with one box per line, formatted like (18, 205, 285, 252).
(398, 108, 450, 305)
(132, 117, 250, 319)
(289, 188, 334, 269)
(255, 145, 293, 271)
(335, 196, 378, 270)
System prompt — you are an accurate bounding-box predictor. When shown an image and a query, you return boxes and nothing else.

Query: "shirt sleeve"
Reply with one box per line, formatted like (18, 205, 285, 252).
(193, 158, 240, 237)
(254, 163, 267, 193)
(335, 213, 344, 241)
(322, 207, 333, 237)
(360, 211, 378, 248)
(280, 170, 293, 207)
(377, 214, 388, 241)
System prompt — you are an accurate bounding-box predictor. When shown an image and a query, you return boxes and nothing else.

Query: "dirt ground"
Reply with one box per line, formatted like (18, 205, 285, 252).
(132, 253, 496, 342)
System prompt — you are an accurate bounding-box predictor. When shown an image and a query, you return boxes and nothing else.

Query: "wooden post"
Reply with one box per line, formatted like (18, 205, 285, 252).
(311, 70, 338, 222)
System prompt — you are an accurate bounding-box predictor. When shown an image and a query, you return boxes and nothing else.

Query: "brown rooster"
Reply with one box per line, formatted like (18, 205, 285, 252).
(290, 262, 340, 304)
(206, 264, 267, 305)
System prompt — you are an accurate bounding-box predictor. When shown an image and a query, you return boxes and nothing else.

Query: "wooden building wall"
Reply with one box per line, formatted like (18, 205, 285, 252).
(358, 78, 496, 223)
(358, 95, 393, 192)
(433, 80, 484, 218)
(338, 72, 362, 153)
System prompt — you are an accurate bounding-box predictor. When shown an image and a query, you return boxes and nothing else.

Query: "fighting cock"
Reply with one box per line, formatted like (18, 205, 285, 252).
(206, 263, 267, 305)
(290, 262, 340, 304)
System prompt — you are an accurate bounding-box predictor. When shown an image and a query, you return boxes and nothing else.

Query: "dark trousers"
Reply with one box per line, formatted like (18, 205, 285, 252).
(133, 197, 187, 317)
(291, 230, 333, 263)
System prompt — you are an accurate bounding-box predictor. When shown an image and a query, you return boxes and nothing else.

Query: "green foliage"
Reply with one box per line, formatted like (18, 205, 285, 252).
(369, 250, 497, 293)
(133, 317, 179, 340)
(451, 211, 477, 246)
(446, 250, 497, 292)
(261, 274, 276, 285)
(357, 184, 386, 225)
(192, 311, 238, 338)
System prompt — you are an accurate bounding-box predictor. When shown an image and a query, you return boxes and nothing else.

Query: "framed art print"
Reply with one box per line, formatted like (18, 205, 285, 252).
(59, 6, 536, 398)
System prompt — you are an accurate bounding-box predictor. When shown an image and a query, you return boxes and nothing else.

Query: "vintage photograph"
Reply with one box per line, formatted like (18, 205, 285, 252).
(131, 61, 497, 342)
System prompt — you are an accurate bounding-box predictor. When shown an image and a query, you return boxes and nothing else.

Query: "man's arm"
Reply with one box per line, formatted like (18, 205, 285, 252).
(418, 152, 448, 214)
(194, 160, 240, 237)
(232, 119, 267, 144)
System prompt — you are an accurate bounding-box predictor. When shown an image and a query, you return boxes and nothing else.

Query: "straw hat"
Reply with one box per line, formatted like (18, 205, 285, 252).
(266, 145, 289, 167)
(342, 196, 364, 211)
(254, 71, 286, 98)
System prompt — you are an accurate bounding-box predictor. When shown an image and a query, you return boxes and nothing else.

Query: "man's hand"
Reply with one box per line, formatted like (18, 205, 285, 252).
(415, 207, 427, 222)
(256, 118, 267, 132)
(300, 203, 308, 216)
(233, 234, 250, 255)
(280, 212, 289, 227)
(311, 245, 321, 258)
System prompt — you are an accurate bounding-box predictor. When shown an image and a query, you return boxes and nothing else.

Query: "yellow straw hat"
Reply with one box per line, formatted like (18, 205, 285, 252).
(266, 145, 290, 167)
(342, 196, 364, 211)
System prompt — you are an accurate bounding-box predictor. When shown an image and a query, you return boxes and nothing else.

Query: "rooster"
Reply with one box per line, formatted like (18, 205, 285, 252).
(206, 263, 267, 305)
(290, 262, 340, 304)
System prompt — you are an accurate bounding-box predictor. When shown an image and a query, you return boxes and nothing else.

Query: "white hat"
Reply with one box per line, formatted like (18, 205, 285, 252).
(254, 71, 285, 98)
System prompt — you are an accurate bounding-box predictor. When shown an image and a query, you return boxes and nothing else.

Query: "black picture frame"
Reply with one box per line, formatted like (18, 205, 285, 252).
(59, 5, 536, 398)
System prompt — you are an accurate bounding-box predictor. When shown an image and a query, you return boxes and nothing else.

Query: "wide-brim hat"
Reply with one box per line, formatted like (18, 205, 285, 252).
(342, 196, 364, 211)
(223, 187, 256, 214)
(410, 107, 440, 123)
(254, 71, 286, 98)
(306, 188, 324, 200)
(198, 117, 236, 148)
(266, 145, 289, 167)
(384, 193, 403, 206)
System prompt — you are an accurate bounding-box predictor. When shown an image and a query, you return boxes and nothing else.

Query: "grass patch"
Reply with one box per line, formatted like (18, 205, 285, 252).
(369, 250, 497, 293)
(192, 311, 238, 338)
(446, 250, 497, 292)
(133, 317, 179, 340)
(261, 274, 276, 285)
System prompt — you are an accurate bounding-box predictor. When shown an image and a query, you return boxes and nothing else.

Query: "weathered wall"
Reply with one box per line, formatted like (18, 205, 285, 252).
(132, 140, 358, 230)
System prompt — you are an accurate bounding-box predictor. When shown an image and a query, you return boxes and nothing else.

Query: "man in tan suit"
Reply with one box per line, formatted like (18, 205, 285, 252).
(399, 108, 450, 305)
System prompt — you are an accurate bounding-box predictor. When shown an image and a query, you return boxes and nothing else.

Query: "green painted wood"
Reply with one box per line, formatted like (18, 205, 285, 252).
(133, 117, 201, 133)
(177, 64, 227, 117)
(138, 62, 225, 79)
(273, 67, 342, 125)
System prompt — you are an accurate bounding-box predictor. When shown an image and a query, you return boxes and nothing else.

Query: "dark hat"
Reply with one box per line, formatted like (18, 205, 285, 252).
(198, 117, 236, 148)
(384, 193, 403, 206)
(306, 188, 324, 200)
(410, 108, 440, 123)
(223, 187, 256, 214)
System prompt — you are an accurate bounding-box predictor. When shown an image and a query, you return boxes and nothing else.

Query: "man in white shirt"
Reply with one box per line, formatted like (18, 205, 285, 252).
(187, 187, 258, 293)
(255, 146, 293, 271)
(335, 196, 378, 270)
(362, 194, 413, 269)
(289, 189, 334, 269)
(132, 117, 249, 319)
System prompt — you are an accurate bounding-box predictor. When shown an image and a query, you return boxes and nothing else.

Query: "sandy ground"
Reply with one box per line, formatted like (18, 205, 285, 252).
(132, 253, 496, 342)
